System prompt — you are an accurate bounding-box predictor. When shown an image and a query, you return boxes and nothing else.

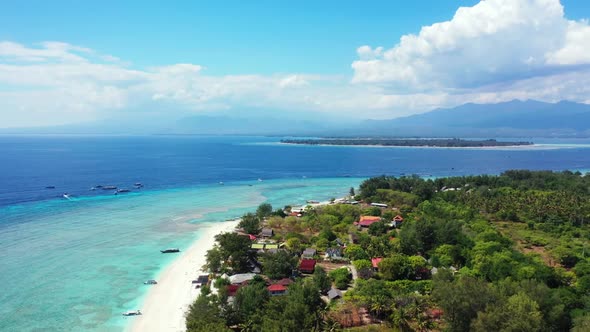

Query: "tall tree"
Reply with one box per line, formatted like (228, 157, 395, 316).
(256, 203, 273, 218)
(261, 250, 298, 279)
(239, 212, 261, 234)
(433, 276, 497, 332)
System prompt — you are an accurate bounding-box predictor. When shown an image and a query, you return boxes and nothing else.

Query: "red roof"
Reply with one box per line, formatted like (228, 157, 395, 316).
(268, 284, 287, 292)
(371, 257, 383, 268)
(227, 284, 241, 296)
(358, 216, 381, 227)
(299, 259, 316, 272)
(393, 215, 404, 222)
(248, 234, 257, 240)
(428, 309, 444, 319)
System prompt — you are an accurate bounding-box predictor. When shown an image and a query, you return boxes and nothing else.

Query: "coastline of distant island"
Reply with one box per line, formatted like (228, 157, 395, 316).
(280, 138, 534, 147)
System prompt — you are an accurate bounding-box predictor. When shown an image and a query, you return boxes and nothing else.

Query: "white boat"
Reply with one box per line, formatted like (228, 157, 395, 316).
(63, 193, 71, 200)
(258, 178, 263, 182)
(122, 310, 141, 316)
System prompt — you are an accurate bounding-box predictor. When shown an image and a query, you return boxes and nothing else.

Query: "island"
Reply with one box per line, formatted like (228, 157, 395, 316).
(185, 170, 590, 332)
(280, 138, 534, 147)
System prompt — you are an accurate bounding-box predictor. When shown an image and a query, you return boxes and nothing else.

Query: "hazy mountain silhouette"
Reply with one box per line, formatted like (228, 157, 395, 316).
(359, 100, 590, 137)
(2, 100, 590, 137)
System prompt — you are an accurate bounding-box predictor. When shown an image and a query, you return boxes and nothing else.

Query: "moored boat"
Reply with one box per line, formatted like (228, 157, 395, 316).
(122, 310, 141, 316)
(144, 279, 158, 285)
(102, 185, 117, 190)
(115, 189, 131, 195)
(160, 248, 180, 253)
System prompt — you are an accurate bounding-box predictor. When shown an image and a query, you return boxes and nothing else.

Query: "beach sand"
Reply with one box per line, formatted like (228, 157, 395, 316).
(127, 219, 240, 332)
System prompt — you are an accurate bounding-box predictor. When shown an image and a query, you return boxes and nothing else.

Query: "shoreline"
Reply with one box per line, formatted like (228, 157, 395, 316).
(126, 219, 240, 332)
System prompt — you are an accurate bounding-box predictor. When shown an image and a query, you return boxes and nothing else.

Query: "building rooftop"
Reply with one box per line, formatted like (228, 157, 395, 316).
(371, 257, 383, 268)
(357, 215, 382, 227)
(268, 284, 287, 292)
(328, 288, 342, 299)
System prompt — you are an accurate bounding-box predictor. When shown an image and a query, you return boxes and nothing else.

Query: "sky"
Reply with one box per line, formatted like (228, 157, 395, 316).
(1, 0, 590, 128)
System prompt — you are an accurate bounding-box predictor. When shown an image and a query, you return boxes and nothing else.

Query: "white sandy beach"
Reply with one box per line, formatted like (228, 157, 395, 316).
(127, 219, 240, 332)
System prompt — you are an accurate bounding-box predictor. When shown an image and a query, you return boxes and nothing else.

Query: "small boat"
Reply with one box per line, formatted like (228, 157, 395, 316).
(95, 185, 103, 188)
(134, 182, 143, 187)
(90, 187, 96, 191)
(102, 186, 117, 190)
(45, 186, 55, 189)
(258, 178, 263, 182)
(160, 248, 180, 253)
(63, 193, 71, 200)
(307, 200, 320, 204)
(219, 182, 224, 185)
(122, 310, 141, 316)
(144, 279, 158, 285)
(114, 188, 131, 195)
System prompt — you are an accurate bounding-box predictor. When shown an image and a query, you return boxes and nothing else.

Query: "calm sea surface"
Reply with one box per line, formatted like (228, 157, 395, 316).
(1, 135, 589, 331)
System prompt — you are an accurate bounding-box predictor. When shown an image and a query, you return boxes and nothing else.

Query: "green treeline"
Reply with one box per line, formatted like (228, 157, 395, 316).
(281, 138, 533, 147)
(187, 170, 590, 331)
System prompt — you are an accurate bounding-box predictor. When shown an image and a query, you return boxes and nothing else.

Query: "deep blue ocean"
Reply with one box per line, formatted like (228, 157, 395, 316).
(1, 135, 590, 331)
(2, 135, 590, 207)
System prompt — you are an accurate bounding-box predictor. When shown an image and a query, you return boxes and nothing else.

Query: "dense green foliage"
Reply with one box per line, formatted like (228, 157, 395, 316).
(239, 212, 261, 234)
(191, 170, 590, 331)
(329, 267, 352, 289)
(260, 250, 298, 279)
(204, 232, 255, 273)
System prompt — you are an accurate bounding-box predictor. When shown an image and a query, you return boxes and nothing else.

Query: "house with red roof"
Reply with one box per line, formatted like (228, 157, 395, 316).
(392, 215, 404, 228)
(267, 284, 288, 296)
(355, 216, 382, 227)
(391, 214, 404, 228)
(371, 257, 383, 271)
(299, 259, 316, 274)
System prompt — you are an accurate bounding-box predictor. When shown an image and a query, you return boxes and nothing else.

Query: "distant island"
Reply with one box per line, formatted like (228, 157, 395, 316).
(280, 138, 534, 147)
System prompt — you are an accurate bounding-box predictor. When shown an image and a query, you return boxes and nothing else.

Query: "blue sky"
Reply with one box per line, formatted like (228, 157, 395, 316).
(0, 1, 483, 74)
(1, 0, 590, 127)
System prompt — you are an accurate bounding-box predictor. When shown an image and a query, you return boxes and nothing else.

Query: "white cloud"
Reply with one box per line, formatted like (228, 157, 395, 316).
(279, 75, 309, 88)
(352, 0, 590, 90)
(2, 0, 590, 127)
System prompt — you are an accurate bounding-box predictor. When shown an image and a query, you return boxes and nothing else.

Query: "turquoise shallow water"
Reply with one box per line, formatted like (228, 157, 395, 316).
(0, 177, 361, 332)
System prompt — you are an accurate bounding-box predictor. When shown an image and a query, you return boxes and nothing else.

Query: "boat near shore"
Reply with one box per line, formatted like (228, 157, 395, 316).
(122, 310, 142, 316)
(160, 248, 180, 253)
(102, 185, 117, 190)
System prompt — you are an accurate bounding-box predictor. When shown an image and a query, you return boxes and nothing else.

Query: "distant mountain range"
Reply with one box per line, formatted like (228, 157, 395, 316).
(358, 100, 590, 137)
(2, 100, 590, 137)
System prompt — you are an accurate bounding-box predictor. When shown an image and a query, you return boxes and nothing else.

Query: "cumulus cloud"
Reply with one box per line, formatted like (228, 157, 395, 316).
(352, 0, 590, 90)
(2, 0, 590, 127)
(0, 42, 372, 126)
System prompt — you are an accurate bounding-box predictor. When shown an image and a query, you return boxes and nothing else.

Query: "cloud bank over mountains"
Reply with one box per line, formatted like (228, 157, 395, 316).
(1, 0, 590, 128)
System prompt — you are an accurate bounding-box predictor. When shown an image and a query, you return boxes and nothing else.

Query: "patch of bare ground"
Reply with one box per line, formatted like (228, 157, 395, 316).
(495, 221, 561, 268)
(318, 261, 350, 273)
(519, 242, 560, 267)
(329, 303, 373, 329)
